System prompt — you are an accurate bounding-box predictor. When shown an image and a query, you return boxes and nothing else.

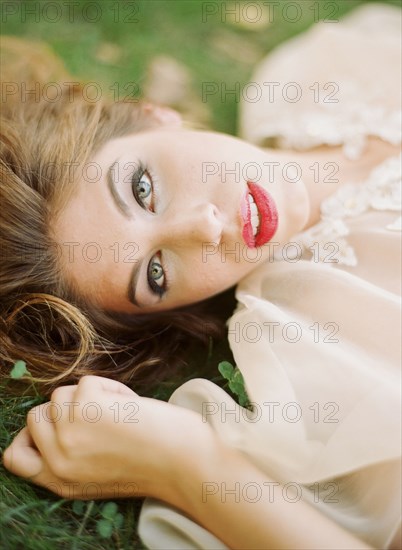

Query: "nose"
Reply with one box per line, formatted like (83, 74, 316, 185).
(159, 203, 223, 247)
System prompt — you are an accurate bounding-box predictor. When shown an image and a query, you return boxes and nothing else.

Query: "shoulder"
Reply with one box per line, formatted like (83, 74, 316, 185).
(239, 4, 402, 156)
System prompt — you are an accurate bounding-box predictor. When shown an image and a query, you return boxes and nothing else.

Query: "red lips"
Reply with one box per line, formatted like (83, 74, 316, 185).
(241, 182, 278, 248)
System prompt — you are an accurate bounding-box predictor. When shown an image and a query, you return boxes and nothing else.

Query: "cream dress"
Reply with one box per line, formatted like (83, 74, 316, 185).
(138, 4, 402, 549)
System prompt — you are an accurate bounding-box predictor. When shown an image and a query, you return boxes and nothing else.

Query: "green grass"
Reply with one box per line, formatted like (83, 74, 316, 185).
(1, 0, 400, 548)
(3, 0, 399, 134)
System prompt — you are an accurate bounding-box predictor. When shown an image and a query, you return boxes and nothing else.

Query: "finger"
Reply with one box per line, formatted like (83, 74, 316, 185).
(50, 384, 77, 403)
(26, 403, 60, 465)
(76, 375, 138, 398)
(3, 428, 69, 497)
(48, 385, 77, 422)
(3, 426, 44, 479)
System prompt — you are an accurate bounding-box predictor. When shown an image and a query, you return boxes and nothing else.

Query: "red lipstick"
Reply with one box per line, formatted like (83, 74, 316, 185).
(241, 182, 278, 248)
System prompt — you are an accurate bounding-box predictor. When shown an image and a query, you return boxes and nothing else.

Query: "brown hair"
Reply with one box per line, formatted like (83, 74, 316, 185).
(0, 38, 232, 396)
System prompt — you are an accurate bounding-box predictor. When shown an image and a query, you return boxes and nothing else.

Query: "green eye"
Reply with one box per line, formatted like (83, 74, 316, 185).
(147, 257, 165, 297)
(150, 261, 163, 281)
(132, 169, 152, 207)
(135, 177, 151, 200)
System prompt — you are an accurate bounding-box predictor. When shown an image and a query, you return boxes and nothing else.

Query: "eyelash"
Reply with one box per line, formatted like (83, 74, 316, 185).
(131, 163, 156, 211)
(131, 163, 169, 299)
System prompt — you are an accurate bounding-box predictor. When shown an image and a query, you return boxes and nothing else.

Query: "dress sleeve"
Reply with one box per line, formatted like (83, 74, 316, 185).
(239, 3, 401, 160)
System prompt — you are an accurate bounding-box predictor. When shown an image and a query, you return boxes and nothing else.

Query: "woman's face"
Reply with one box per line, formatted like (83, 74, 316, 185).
(53, 125, 309, 314)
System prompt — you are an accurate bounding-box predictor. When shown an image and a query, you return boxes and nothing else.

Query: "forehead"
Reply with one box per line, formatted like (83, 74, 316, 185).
(50, 155, 131, 308)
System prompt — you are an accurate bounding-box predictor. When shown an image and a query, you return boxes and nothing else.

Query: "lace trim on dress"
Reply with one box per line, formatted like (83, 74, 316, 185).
(271, 100, 401, 161)
(292, 154, 402, 267)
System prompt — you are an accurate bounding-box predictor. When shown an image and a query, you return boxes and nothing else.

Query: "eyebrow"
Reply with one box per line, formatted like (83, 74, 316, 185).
(107, 160, 143, 308)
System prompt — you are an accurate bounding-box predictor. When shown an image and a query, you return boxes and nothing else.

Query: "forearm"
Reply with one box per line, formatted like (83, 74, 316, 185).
(164, 435, 373, 550)
(3, 375, 374, 549)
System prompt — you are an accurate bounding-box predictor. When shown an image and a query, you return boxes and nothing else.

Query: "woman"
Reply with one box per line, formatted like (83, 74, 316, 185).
(1, 3, 401, 549)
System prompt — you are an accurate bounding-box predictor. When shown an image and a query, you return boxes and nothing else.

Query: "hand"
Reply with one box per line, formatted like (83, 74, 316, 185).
(2, 375, 212, 501)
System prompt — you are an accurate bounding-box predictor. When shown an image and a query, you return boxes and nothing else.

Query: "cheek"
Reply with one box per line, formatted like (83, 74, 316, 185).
(208, 247, 263, 277)
(192, 256, 248, 294)
(175, 262, 225, 303)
